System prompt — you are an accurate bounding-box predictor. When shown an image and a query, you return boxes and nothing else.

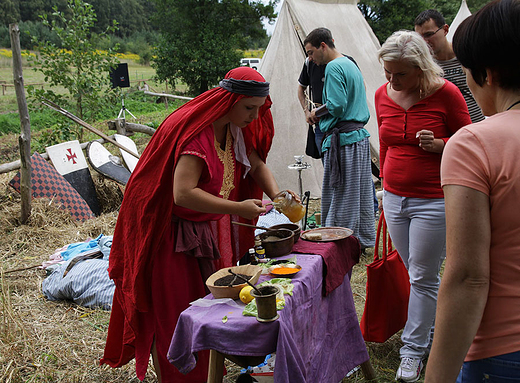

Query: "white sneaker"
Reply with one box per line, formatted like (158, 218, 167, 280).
(395, 357, 423, 382)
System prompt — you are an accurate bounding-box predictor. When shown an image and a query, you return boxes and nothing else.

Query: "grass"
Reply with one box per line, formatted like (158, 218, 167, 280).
(0, 58, 189, 164)
(0, 58, 418, 382)
(0, 188, 410, 383)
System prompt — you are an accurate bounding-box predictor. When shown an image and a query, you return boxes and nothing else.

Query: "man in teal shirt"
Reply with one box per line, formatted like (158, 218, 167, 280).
(305, 27, 375, 250)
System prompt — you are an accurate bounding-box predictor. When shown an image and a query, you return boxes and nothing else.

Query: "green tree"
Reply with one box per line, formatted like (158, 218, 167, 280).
(358, 0, 493, 45)
(152, 0, 277, 95)
(0, 0, 20, 25)
(358, 0, 435, 44)
(466, 0, 493, 13)
(27, 0, 120, 124)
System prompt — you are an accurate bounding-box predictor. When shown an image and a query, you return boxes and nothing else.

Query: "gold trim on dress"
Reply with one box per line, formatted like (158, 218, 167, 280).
(214, 127, 235, 200)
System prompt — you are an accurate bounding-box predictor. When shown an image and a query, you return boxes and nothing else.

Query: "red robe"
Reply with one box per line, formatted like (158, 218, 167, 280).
(101, 67, 274, 382)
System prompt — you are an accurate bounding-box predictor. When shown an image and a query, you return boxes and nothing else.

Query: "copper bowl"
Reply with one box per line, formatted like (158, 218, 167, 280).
(269, 223, 301, 242)
(257, 228, 294, 258)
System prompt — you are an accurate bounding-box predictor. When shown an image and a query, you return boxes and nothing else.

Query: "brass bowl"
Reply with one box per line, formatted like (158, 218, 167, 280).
(257, 228, 294, 258)
(206, 264, 262, 299)
(269, 264, 302, 278)
(269, 223, 301, 242)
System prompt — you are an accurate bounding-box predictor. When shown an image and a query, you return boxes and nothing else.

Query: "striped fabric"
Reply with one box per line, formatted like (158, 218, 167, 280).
(42, 258, 115, 310)
(437, 57, 485, 123)
(254, 209, 292, 236)
(321, 137, 376, 248)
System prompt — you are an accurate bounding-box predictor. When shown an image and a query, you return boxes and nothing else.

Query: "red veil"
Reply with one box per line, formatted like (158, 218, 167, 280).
(102, 67, 274, 368)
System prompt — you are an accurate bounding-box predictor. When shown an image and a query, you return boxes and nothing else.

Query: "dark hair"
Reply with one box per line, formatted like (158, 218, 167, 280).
(303, 28, 335, 49)
(414, 9, 446, 27)
(453, 0, 520, 90)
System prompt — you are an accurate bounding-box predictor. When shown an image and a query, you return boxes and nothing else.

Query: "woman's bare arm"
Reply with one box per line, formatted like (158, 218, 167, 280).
(173, 154, 265, 220)
(425, 185, 490, 383)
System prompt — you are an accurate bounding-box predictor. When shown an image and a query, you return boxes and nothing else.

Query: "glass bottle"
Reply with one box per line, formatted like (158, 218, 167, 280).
(249, 247, 258, 265)
(255, 238, 267, 263)
(272, 190, 305, 223)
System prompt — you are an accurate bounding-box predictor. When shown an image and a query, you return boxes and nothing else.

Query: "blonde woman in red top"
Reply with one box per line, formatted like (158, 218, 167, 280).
(375, 30, 471, 382)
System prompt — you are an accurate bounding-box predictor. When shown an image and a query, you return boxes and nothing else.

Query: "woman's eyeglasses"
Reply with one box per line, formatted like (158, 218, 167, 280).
(421, 26, 443, 39)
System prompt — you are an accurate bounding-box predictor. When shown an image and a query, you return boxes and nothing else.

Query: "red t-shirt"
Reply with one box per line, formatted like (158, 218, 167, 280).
(376, 80, 471, 198)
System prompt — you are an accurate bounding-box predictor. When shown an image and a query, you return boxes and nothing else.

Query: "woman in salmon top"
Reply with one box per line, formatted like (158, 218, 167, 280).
(426, 0, 520, 381)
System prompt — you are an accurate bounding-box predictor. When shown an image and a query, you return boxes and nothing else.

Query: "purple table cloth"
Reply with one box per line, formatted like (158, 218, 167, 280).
(168, 253, 369, 382)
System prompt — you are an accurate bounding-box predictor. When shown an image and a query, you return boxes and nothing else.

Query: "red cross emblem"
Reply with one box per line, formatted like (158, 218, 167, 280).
(66, 149, 77, 164)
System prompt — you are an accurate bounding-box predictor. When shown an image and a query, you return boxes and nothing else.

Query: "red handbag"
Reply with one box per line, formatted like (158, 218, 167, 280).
(360, 211, 410, 343)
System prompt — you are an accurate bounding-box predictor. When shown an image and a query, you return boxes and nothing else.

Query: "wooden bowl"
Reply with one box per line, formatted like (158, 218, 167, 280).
(257, 228, 294, 258)
(206, 264, 262, 299)
(269, 223, 301, 242)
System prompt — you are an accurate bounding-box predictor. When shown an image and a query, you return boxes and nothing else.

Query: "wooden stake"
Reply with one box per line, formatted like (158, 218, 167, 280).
(10, 23, 32, 224)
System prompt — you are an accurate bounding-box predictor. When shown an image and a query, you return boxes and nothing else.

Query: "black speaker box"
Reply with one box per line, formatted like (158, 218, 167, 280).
(110, 63, 130, 88)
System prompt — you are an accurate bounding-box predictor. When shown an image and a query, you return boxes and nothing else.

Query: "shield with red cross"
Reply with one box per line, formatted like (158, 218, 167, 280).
(46, 140, 101, 216)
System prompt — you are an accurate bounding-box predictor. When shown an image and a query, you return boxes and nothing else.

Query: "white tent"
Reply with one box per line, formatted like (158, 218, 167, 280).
(447, 0, 472, 43)
(259, 0, 386, 198)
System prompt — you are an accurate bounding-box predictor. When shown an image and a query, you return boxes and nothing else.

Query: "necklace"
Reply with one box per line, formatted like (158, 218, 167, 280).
(506, 100, 520, 111)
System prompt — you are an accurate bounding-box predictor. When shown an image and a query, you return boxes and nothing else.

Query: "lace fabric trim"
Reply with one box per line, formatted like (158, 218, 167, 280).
(214, 127, 235, 200)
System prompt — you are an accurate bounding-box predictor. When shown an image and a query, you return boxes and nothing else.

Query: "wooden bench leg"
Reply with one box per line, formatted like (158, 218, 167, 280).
(207, 349, 225, 383)
(360, 359, 377, 381)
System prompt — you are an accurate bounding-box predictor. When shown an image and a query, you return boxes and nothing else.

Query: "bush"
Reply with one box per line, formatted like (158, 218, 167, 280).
(32, 122, 76, 153)
(0, 113, 20, 135)
(0, 25, 9, 48)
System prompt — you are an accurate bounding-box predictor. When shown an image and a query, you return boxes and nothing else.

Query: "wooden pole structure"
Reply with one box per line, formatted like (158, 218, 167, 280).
(10, 23, 32, 223)
(42, 99, 140, 159)
(0, 121, 157, 174)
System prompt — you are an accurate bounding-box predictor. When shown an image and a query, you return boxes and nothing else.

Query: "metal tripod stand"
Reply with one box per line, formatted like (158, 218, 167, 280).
(117, 89, 136, 120)
(288, 155, 312, 228)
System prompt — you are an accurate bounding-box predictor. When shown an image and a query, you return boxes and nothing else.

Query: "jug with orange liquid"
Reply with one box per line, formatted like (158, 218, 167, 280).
(272, 191, 305, 223)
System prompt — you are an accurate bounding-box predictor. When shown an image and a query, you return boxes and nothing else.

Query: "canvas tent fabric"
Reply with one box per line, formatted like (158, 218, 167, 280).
(447, 0, 472, 43)
(259, 0, 386, 198)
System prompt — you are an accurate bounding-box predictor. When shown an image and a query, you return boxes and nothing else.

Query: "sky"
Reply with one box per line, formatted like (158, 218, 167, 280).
(262, 0, 282, 35)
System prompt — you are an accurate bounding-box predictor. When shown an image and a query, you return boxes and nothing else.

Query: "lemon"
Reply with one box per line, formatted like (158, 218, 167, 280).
(239, 285, 254, 304)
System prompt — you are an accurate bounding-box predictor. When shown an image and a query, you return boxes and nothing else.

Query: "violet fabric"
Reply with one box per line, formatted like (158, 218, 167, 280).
(168, 253, 368, 382)
(292, 236, 361, 295)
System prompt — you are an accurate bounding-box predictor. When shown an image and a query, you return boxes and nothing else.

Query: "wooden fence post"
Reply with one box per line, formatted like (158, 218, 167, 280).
(10, 23, 32, 223)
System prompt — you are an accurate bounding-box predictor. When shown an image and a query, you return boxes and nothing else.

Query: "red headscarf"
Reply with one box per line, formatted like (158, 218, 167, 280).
(108, 67, 274, 314)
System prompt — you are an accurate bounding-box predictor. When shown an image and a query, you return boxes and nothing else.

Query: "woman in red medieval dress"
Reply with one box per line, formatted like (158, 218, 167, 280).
(100, 67, 296, 382)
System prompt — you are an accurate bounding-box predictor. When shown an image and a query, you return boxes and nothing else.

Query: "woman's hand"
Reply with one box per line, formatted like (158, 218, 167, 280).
(284, 189, 301, 203)
(236, 199, 266, 220)
(417, 130, 445, 153)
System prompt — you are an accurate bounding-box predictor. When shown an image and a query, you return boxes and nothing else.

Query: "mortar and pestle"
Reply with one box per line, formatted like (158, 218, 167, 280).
(228, 269, 280, 322)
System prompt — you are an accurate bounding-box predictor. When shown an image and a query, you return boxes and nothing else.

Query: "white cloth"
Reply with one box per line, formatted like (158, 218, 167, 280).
(230, 123, 251, 177)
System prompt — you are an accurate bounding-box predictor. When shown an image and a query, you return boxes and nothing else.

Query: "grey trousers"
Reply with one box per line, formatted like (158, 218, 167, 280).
(383, 190, 446, 359)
